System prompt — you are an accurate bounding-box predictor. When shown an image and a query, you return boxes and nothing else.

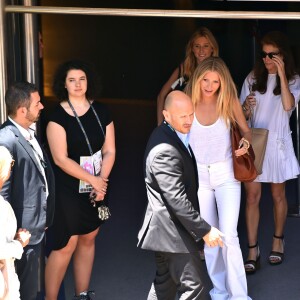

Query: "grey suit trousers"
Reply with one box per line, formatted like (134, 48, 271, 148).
(148, 252, 204, 300)
(15, 240, 45, 300)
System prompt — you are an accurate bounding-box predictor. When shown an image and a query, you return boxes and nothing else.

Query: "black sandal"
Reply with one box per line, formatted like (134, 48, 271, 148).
(73, 291, 95, 300)
(244, 242, 260, 275)
(269, 234, 284, 265)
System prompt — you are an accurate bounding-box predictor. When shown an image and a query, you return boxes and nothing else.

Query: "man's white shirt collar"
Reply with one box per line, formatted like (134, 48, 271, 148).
(8, 117, 34, 140)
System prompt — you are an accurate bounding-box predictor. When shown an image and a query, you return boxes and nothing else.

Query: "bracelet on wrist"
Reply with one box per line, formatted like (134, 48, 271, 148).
(242, 138, 250, 150)
(242, 104, 249, 112)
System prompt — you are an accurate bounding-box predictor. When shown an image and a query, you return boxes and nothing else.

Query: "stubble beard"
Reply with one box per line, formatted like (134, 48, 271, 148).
(25, 110, 41, 124)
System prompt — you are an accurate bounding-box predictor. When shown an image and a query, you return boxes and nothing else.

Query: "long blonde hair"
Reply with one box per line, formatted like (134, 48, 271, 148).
(187, 57, 237, 126)
(0, 146, 13, 186)
(183, 27, 219, 79)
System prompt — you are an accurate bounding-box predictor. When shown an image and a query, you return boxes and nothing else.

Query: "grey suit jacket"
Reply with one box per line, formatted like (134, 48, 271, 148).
(0, 120, 55, 245)
(138, 121, 211, 253)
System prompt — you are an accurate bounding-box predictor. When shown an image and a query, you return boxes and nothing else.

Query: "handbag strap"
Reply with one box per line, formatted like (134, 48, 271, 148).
(178, 64, 182, 78)
(248, 81, 255, 128)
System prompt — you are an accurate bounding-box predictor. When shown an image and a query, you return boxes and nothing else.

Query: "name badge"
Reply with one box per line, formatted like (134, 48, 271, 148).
(79, 149, 102, 193)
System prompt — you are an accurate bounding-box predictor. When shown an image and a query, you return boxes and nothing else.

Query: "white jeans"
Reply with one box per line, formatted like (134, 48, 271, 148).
(197, 160, 251, 300)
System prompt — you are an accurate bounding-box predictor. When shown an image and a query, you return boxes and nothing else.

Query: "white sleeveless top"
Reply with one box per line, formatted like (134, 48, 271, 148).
(190, 114, 232, 165)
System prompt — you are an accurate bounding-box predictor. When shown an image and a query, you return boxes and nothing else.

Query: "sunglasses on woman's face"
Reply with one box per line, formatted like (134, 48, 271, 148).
(261, 51, 280, 59)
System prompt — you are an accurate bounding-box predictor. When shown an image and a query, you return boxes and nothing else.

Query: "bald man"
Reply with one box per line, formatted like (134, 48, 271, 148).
(138, 91, 223, 300)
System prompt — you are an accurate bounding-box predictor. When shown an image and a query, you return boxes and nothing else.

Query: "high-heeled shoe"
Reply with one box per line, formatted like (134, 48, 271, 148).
(244, 242, 260, 275)
(269, 234, 285, 265)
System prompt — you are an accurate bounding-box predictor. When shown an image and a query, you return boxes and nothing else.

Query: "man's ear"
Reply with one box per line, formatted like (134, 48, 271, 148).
(17, 106, 27, 117)
(162, 109, 168, 122)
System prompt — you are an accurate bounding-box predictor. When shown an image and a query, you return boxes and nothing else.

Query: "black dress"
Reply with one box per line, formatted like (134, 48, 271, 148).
(48, 101, 112, 250)
(172, 65, 189, 91)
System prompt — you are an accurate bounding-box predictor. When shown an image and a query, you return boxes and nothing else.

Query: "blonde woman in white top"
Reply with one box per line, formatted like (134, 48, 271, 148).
(0, 146, 31, 300)
(187, 57, 252, 300)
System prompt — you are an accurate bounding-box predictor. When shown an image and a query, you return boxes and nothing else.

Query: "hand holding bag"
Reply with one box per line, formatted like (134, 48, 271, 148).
(231, 123, 257, 182)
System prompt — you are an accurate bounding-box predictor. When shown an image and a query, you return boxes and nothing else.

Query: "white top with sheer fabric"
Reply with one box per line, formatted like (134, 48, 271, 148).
(189, 115, 231, 165)
(240, 72, 300, 183)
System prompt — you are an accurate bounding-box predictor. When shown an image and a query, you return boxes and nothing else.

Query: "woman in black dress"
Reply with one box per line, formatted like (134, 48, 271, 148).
(45, 60, 115, 300)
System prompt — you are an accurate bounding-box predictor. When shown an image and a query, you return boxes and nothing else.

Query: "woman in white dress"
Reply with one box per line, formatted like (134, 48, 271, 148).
(0, 146, 31, 300)
(240, 31, 300, 274)
(188, 57, 252, 300)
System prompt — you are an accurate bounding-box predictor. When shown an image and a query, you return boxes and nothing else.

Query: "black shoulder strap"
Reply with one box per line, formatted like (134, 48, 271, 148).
(178, 64, 182, 78)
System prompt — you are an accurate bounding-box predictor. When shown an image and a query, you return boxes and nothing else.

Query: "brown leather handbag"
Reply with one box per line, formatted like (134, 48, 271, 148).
(231, 124, 257, 182)
(251, 127, 269, 175)
(249, 112, 269, 175)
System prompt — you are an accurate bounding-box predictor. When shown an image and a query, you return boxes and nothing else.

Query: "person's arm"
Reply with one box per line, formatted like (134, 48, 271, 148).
(94, 121, 116, 201)
(240, 74, 255, 120)
(273, 55, 295, 111)
(0, 203, 23, 260)
(46, 121, 106, 194)
(150, 145, 222, 246)
(233, 98, 252, 157)
(157, 67, 180, 125)
(0, 235, 23, 260)
(241, 95, 254, 120)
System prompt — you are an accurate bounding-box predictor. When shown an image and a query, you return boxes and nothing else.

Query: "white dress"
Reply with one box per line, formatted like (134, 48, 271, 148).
(0, 196, 23, 300)
(240, 72, 300, 183)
